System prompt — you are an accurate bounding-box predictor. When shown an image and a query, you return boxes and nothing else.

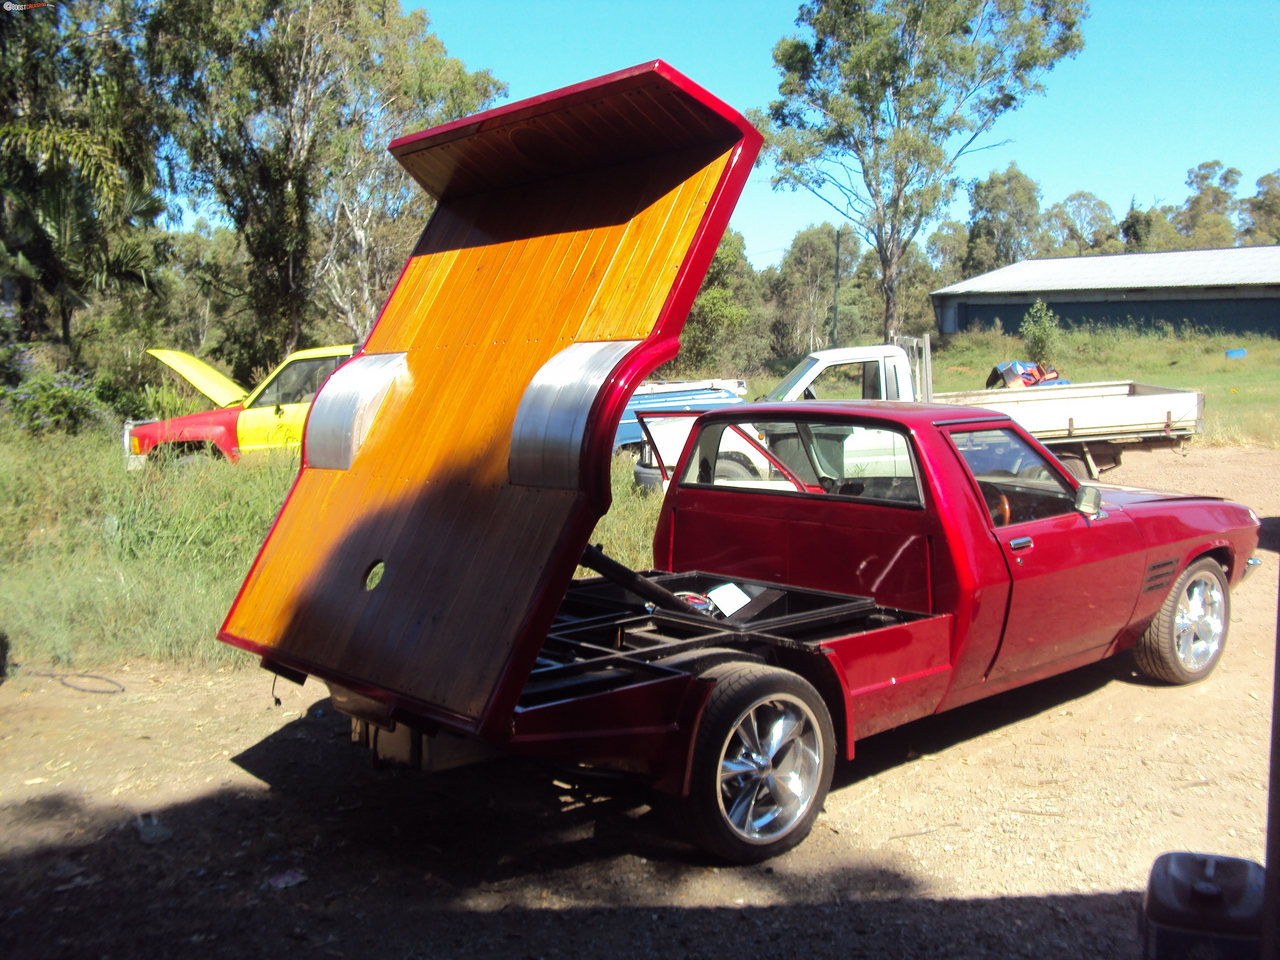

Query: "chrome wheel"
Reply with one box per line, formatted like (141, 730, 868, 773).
(1174, 571, 1226, 671)
(1134, 557, 1230, 685)
(717, 693, 823, 845)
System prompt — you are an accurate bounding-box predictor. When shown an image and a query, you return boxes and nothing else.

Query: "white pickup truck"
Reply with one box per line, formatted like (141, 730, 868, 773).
(635, 339, 1203, 487)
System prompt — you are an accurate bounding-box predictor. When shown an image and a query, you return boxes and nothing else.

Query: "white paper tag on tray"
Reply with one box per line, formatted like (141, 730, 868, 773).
(707, 582, 752, 617)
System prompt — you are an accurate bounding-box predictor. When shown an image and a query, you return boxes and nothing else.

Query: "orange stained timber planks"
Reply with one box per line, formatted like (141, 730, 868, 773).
(220, 139, 735, 722)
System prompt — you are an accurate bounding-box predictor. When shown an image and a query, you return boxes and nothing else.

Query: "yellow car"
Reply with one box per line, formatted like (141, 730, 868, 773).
(123, 345, 355, 467)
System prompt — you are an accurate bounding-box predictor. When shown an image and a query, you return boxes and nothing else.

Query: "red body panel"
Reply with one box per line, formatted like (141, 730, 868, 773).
(129, 407, 243, 461)
(932, 423, 1152, 685)
(650, 400, 1260, 754)
(508, 674, 714, 793)
(820, 613, 955, 749)
(987, 508, 1146, 680)
(663, 487, 933, 612)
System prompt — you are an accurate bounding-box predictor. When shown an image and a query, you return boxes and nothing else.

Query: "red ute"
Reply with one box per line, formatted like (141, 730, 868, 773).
(220, 64, 1261, 864)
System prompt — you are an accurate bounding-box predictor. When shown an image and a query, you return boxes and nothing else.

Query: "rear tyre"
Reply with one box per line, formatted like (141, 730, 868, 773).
(1133, 558, 1229, 684)
(686, 664, 834, 863)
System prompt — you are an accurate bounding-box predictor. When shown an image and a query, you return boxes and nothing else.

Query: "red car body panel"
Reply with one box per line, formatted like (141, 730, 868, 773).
(129, 406, 244, 461)
(652, 401, 1259, 753)
(507, 673, 715, 793)
(819, 613, 955, 749)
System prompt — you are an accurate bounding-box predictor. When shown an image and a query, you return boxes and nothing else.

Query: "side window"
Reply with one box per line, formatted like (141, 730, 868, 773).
(951, 428, 1076, 526)
(250, 357, 342, 408)
(680, 422, 812, 489)
(807, 360, 882, 400)
(680, 419, 921, 505)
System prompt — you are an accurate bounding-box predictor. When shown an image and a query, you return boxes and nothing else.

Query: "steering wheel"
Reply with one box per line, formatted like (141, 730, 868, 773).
(994, 492, 1010, 526)
(979, 481, 1011, 526)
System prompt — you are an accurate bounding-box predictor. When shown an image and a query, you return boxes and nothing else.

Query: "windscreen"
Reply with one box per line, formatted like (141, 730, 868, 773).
(762, 357, 819, 401)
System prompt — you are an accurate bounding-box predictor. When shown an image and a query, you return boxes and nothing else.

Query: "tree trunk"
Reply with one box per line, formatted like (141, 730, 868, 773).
(16, 278, 38, 341)
(285, 248, 301, 357)
(880, 250, 900, 343)
(61, 301, 73, 352)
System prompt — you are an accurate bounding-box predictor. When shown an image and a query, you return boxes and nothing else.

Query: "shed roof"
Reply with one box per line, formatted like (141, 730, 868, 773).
(932, 245, 1280, 297)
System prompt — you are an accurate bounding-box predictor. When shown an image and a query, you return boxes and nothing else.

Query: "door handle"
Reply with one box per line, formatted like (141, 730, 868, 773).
(1009, 536, 1033, 551)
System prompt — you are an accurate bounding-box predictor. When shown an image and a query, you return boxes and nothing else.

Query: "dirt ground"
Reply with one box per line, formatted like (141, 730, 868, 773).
(1, 445, 1275, 960)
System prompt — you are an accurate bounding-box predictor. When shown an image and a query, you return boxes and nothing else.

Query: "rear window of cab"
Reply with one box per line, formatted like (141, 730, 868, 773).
(680, 419, 922, 507)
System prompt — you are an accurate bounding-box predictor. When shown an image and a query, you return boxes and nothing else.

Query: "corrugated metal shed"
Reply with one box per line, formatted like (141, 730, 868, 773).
(932, 245, 1280, 296)
(931, 245, 1280, 334)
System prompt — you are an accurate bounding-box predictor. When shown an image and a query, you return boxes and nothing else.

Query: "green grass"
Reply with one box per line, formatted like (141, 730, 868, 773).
(4, 319, 1272, 670)
(578, 453, 665, 574)
(0, 427, 296, 668)
(0, 430, 662, 669)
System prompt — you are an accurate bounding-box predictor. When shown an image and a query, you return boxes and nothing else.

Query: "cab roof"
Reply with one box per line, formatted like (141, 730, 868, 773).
(696, 400, 1014, 431)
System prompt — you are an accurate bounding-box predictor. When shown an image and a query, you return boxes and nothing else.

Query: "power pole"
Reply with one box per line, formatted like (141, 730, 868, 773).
(832, 225, 841, 347)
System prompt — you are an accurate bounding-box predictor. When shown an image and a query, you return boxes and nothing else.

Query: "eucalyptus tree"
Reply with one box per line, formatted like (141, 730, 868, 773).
(1242, 171, 1280, 246)
(773, 224, 840, 354)
(1121, 161, 1250, 254)
(769, 222, 868, 353)
(1043, 191, 1119, 257)
(761, 0, 1087, 340)
(962, 162, 1045, 275)
(925, 219, 967, 287)
(673, 229, 759, 372)
(146, 0, 503, 382)
(147, 0, 355, 381)
(314, 4, 504, 343)
(1177, 161, 1240, 239)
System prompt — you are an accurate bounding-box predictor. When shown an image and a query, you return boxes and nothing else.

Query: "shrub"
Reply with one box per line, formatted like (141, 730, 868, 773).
(142, 380, 207, 420)
(94, 376, 150, 421)
(1, 370, 107, 435)
(1020, 300, 1061, 366)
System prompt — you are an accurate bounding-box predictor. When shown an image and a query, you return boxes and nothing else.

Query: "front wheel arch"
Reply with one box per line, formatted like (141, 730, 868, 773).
(148, 441, 226, 464)
(1198, 546, 1234, 582)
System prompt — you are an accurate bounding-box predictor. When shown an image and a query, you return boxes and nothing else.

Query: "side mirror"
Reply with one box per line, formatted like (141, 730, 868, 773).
(1075, 485, 1107, 519)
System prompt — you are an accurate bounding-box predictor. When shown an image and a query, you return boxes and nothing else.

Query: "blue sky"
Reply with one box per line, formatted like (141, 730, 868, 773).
(411, 0, 1279, 268)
